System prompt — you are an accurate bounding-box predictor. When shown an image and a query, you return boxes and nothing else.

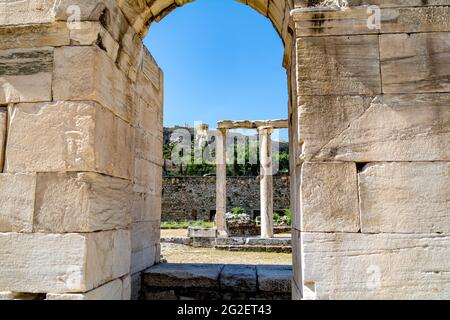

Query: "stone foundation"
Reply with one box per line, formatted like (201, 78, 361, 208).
(143, 263, 292, 300)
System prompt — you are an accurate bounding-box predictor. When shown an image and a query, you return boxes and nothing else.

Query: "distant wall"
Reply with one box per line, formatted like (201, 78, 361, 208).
(162, 176, 290, 221)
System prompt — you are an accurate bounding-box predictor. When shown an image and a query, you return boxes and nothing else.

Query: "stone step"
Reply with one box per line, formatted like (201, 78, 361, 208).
(143, 263, 292, 300)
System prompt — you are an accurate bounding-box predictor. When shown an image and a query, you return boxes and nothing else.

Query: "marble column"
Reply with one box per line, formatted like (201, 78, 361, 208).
(259, 126, 274, 239)
(215, 128, 228, 237)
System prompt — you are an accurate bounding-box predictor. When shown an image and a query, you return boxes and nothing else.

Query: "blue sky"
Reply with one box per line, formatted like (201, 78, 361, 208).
(143, 0, 288, 139)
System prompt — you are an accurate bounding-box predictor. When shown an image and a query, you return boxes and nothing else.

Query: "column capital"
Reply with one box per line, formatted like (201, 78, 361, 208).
(257, 126, 274, 135)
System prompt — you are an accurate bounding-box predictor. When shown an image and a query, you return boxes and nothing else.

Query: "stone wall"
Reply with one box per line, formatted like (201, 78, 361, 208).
(1, 0, 449, 300)
(0, 0, 164, 300)
(292, 1, 450, 300)
(162, 176, 290, 221)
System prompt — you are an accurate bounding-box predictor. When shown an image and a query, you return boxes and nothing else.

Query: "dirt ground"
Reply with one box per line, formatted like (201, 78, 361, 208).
(160, 229, 292, 265)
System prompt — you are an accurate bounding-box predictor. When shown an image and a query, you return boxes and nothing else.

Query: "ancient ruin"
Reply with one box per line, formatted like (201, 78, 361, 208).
(0, 0, 449, 300)
(215, 119, 289, 238)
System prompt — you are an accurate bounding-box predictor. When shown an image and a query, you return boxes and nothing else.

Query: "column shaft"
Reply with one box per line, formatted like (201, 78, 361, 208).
(259, 127, 274, 239)
(216, 128, 228, 237)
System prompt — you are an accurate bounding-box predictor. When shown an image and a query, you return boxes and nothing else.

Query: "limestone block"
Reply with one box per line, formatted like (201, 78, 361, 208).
(5, 101, 132, 179)
(0, 108, 6, 170)
(34, 172, 131, 233)
(0, 292, 44, 300)
(292, 229, 302, 296)
(220, 265, 257, 293)
(301, 162, 360, 232)
(359, 162, 450, 234)
(134, 96, 163, 133)
(257, 265, 292, 293)
(299, 94, 450, 161)
(133, 158, 162, 195)
(292, 280, 302, 301)
(381, 32, 450, 94)
(302, 232, 450, 300)
(0, 0, 57, 25)
(381, 6, 450, 34)
(293, 6, 450, 36)
(134, 128, 163, 166)
(131, 244, 158, 274)
(296, 35, 381, 96)
(0, 174, 36, 232)
(69, 22, 120, 62)
(143, 263, 223, 289)
(46, 279, 123, 300)
(293, 6, 379, 37)
(0, 230, 130, 293)
(293, 0, 450, 8)
(130, 272, 141, 300)
(298, 95, 372, 161)
(131, 192, 162, 223)
(0, 48, 52, 104)
(188, 227, 217, 238)
(131, 221, 160, 252)
(53, 46, 133, 122)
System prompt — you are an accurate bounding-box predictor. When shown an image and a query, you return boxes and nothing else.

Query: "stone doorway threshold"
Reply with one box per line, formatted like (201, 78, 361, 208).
(142, 263, 292, 300)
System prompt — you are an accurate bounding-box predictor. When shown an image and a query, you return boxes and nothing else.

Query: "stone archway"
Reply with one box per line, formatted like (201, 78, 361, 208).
(1, 0, 450, 300)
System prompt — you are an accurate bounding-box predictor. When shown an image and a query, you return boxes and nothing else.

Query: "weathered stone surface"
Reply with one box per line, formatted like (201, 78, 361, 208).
(0, 230, 130, 293)
(131, 245, 158, 274)
(359, 162, 450, 234)
(302, 232, 450, 300)
(220, 265, 257, 293)
(34, 172, 131, 233)
(143, 263, 223, 289)
(130, 272, 141, 300)
(0, 23, 69, 50)
(301, 162, 360, 232)
(162, 176, 290, 221)
(0, 0, 56, 25)
(53, 46, 133, 122)
(246, 237, 291, 246)
(46, 279, 123, 300)
(257, 265, 292, 293)
(381, 33, 450, 94)
(188, 227, 217, 238)
(294, 0, 450, 8)
(122, 275, 131, 300)
(292, 229, 303, 298)
(381, 6, 450, 34)
(133, 158, 162, 195)
(131, 192, 161, 223)
(131, 221, 160, 252)
(0, 292, 45, 300)
(0, 48, 52, 104)
(297, 35, 381, 96)
(134, 128, 163, 166)
(0, 108, 6, 170)
(293, 6, 379, 37)
(5, 101, 132, 179)
(299, 94, 450, 161)
(0, 174, 36, 232)
(294, 4, 450, 36)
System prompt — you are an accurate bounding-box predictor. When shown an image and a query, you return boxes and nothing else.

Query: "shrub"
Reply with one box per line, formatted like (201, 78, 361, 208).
(283, 208, 292, 225)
